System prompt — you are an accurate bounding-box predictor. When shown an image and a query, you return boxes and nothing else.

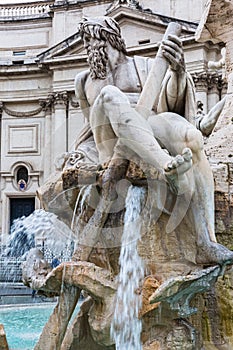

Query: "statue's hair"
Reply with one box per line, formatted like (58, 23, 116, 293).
(79, 16, 127, 54)
(87, 40, 108, 79)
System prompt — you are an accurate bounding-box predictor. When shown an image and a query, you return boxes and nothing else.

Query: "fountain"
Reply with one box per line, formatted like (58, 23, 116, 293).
(2, 6, 233, 349)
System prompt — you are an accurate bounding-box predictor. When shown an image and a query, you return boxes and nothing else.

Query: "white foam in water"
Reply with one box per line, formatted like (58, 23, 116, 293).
(5, 209, 75, 260)
(111, 186, 145, 350)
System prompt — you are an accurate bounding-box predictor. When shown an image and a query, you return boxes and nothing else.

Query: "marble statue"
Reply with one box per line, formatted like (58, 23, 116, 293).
(74, 16, 233, 266)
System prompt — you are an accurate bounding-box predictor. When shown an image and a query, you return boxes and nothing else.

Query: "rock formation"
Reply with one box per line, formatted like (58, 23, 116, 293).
(0, 324, 9, 350)
(196, 0, 233, 250)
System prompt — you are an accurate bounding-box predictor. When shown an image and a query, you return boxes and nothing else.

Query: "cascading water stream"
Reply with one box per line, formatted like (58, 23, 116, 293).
(111, 186, 146, 350)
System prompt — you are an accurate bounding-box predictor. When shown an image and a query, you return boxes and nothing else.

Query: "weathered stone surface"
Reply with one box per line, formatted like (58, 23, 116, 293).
(140, 275, 161, 318)
(61, 297, 115, 350)
(37, 170, 75, 227)
(22, 206, 232, 350)
(196, 0, 233, 249)
(0, 324, 9, 350)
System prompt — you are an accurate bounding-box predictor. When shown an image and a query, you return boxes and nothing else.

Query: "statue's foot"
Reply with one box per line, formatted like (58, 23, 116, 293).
(196, 242, 233, 267)
(164, 148, 193, 194)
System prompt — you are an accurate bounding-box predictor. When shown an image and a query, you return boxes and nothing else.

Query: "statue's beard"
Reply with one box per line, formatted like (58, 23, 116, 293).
(87, 41, 108, 80)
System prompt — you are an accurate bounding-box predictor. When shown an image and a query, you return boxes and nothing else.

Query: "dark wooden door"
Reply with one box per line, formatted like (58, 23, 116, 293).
(10, 197, 35, 228)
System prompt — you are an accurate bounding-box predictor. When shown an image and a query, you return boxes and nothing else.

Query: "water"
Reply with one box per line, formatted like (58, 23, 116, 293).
(5, 209, 75, 261)
(111, 186, 145, 350)
(1, 208, 75, 284)
(0, 206, 81, 349)
(0, 304, 55, 350)
(71, 185, 93, 233)
(0, 301, 81, 350)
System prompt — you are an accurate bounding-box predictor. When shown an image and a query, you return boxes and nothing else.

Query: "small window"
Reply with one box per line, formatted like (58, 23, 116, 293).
(12, 60, 24, 65)
(138, 39, 150, 45)
(17, 166, 28, 183)
(13, 51, 26, 56)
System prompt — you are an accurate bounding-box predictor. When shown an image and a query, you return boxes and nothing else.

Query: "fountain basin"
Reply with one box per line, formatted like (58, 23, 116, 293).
(0, 304, 56, 350)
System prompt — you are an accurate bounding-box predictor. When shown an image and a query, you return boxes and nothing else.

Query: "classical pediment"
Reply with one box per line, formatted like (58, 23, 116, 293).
(37, 5, 197, 64)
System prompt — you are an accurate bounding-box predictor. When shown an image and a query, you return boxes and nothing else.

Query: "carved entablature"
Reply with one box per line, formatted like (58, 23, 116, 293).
(192, 71, 227, 92)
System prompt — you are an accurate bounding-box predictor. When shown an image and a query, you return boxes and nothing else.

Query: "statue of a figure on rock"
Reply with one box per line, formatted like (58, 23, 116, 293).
(73, 16, 233, 266)
(22, 15, 233, 350)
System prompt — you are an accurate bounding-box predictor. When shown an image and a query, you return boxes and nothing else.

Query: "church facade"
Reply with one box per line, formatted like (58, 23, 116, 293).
(0, 0, 226, 244)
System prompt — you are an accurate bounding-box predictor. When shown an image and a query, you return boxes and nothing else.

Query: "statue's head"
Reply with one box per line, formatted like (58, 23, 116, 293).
(79, 16, 126, 53)
(78, 16, 127, 79)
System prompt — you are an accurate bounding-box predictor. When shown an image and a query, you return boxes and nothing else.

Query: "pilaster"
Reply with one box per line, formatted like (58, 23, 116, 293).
(51, 91, 69, 165)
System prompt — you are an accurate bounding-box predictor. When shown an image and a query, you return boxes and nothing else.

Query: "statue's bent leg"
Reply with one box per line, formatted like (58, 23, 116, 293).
(90, 85, 192, 193)
(149, 112, 233, 266)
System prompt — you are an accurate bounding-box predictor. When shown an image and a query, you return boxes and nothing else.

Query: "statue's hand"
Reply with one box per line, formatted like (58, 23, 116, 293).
(161, 34, 185, 74)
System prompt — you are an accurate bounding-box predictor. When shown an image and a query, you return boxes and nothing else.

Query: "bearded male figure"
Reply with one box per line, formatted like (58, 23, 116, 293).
(74, 16, 233, 266)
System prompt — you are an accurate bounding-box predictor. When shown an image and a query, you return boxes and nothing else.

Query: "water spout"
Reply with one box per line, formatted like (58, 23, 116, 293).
(111, 186, 145, 350)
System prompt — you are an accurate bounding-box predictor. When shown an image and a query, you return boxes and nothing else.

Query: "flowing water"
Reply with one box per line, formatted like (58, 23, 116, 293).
(1, 209, 75, 283)
(0, 208, 81, 349)
(111, 186, 145, 350)
(5, 209, 74, 259)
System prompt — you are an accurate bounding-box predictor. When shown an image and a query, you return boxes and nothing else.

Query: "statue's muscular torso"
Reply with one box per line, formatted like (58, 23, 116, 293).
(83, 56, 142, 108)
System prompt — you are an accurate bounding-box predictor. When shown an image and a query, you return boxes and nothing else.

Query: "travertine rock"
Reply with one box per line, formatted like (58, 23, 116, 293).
(196, 0, 233, 246)
(0, 324, 9, 350)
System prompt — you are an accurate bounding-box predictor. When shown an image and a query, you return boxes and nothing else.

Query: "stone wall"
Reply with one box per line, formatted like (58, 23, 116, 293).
(196, 0, 233, 250)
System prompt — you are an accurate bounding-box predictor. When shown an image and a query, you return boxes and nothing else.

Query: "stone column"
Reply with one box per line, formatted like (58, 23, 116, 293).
(207, 74, 221, 110)
(69, 95, 85, 151)
(192, 72, 208, 114)
(52, 91, 68, 165)
(39, 95, 53, 182)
